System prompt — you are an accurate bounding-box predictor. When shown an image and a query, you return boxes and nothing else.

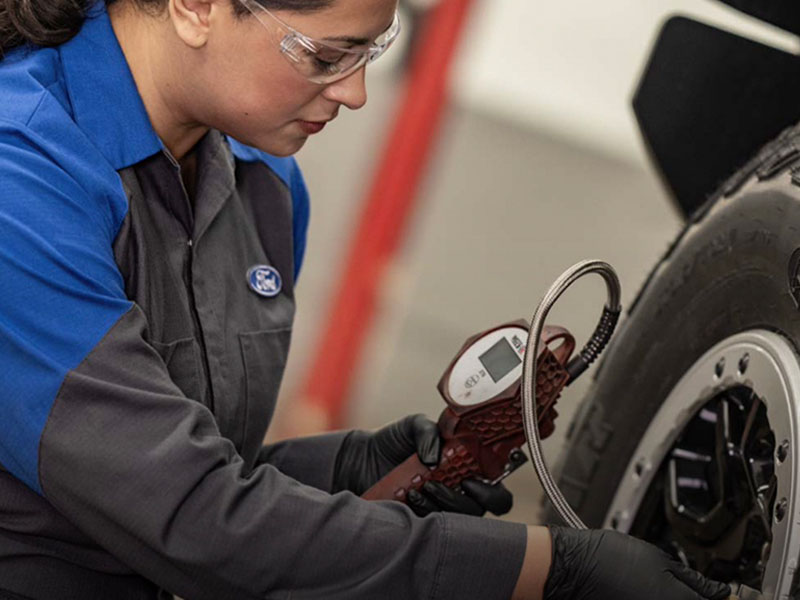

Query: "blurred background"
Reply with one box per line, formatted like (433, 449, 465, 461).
(270, 0, 797, 523)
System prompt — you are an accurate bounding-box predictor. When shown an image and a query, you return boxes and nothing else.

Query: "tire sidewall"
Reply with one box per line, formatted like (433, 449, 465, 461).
(556, 172, 800, 527)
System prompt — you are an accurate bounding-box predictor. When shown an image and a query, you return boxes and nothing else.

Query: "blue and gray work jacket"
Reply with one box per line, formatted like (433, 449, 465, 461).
(0, 4, 526, 599)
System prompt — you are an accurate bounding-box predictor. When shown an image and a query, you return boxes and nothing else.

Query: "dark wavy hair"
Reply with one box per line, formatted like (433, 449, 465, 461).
(0, 0, 333, 59)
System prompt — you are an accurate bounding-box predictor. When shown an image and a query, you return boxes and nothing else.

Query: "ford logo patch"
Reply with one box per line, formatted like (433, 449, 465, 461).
(247, 265, 282, 298)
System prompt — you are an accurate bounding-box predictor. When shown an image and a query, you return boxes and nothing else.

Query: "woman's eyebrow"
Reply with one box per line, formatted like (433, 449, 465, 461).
(323, 34, 370, 45)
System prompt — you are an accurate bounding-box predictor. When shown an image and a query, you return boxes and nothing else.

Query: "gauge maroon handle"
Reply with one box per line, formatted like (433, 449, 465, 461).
(362, 326, 574, 503)
(361, 439, 480, 502)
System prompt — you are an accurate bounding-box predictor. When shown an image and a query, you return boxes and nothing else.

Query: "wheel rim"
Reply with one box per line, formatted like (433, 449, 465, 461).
(604, 330, 800, 598)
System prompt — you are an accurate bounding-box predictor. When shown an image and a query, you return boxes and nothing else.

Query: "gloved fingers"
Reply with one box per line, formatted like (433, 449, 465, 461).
(461, 479, 513, 516)
(407, 414, 440, 466)
(545, 526, 732, 600)
(406, 488, 438, 517)
(374, 414, 440, 467)
(668, 562, 731, 600)
(420, 481, 485, 516)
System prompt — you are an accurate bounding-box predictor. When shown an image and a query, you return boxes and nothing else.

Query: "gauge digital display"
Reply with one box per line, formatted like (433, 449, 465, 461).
(479, 338, 521, 383)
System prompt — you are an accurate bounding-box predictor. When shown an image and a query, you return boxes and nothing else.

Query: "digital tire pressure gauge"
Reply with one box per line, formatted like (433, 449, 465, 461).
(361, 320, 576, 502)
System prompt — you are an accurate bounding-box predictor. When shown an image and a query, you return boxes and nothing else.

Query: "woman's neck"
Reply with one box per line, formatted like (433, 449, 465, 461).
(108, 1, 209, 160)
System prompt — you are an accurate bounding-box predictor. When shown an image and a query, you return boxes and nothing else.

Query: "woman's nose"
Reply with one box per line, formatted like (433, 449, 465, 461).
(322, 66, 368, 110)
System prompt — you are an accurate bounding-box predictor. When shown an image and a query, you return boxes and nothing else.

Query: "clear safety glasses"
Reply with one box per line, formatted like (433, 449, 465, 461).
(237, 0, 401, 85)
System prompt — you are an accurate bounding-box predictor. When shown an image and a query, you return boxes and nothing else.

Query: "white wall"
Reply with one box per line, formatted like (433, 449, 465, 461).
(452, 0, 798, 165)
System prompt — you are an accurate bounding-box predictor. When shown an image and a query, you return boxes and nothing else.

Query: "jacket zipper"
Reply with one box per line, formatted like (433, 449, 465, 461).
(168, 150, 217, 415)
(186, 237, 216, 414)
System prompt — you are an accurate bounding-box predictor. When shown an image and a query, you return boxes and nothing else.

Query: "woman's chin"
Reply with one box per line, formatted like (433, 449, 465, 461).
(241, 130, 309, 157)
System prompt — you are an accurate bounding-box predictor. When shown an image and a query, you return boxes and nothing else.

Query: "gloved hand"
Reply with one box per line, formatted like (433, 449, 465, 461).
(332, 413, 513, 517)
(545, 526, 731, 600)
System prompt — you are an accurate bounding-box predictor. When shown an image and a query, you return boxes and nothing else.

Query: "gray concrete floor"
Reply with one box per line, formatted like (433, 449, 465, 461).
(273, 70, 684, 525)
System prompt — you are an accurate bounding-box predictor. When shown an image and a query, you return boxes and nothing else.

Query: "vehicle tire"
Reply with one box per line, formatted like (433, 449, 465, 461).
(548, 122, 800, 595)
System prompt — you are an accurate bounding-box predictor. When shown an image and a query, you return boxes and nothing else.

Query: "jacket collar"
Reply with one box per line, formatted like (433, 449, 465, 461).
(59, 2, 163, 170)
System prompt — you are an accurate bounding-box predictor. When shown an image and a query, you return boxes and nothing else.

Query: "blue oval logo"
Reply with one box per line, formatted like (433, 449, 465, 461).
(247, 265, 282, 298)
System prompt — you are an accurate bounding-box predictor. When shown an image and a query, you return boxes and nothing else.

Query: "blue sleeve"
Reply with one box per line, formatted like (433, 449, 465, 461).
(0, 121, 131, 493)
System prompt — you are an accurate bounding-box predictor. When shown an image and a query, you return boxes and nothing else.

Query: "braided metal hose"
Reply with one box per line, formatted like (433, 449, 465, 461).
(521, 260, 622, 529)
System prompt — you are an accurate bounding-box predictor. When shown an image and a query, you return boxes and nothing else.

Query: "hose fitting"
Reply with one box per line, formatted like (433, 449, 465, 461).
(566, 306, 621, 383)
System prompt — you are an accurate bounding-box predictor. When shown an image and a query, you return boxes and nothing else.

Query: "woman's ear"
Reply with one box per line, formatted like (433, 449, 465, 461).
(168, 0, 217, 48)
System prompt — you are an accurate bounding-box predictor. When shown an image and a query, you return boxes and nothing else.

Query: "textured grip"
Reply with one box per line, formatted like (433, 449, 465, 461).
(361, 440, 480, 501)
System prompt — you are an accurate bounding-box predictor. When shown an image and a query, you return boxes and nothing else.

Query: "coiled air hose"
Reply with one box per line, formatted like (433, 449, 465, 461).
(521, 260, 622, 529)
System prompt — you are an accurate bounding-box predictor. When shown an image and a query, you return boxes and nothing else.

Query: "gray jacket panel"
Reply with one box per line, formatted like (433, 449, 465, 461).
(112, 132, 298, 468)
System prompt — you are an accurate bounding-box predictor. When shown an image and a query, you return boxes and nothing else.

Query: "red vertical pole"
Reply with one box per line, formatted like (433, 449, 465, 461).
(297, 0, 478, 430)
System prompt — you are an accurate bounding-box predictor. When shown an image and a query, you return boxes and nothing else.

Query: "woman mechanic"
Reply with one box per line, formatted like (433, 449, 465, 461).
(0, 0, 733, 598)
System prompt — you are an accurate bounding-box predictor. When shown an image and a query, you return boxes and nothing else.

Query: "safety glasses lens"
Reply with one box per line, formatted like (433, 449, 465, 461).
(241, 0, 400, 84)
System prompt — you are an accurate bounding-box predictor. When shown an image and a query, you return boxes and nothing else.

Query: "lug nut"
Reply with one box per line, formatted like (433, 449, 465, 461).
(738, 353, 750, 375)
(714, 357, 725, 378)
(777, 440, 789, 464)
(775, 498, 788, 523)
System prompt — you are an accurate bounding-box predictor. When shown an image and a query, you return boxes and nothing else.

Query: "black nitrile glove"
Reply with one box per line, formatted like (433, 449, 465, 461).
(406, 478, 512, 517)
(545, 526, 731, 600)
(333, 413, 513, 517)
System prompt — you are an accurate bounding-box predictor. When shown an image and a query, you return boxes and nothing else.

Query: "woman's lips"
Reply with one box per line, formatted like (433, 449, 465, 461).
(297, 120, 327, 135)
